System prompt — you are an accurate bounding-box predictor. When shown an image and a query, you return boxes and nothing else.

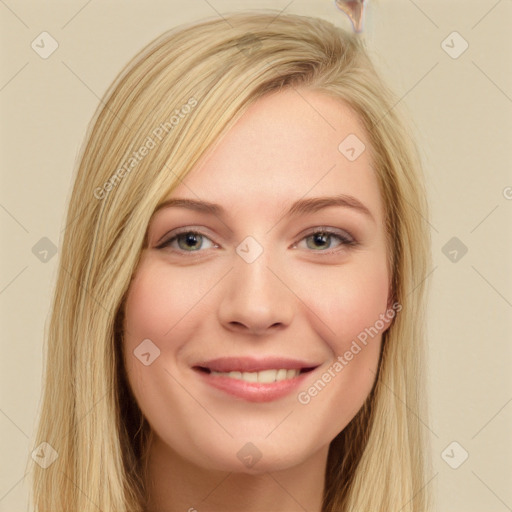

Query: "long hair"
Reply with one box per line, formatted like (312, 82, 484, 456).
(29, 11, 433, 511)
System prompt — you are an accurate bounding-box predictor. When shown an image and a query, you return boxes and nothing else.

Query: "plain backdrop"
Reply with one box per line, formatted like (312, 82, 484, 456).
(1, 1, 511, 510)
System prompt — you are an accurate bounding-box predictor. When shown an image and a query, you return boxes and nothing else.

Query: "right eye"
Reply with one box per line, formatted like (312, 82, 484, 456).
(157, 229, 217, 253)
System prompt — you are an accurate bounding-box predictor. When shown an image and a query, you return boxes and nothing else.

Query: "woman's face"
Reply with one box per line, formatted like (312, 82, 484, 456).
(123, 89, 393, 473)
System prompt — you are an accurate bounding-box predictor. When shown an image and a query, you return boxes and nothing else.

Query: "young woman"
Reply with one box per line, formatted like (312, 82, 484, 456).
(29, 11, 433, 512)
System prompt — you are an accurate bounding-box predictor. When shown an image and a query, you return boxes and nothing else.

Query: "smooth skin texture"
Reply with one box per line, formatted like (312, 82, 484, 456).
(123, 89, 393, 512)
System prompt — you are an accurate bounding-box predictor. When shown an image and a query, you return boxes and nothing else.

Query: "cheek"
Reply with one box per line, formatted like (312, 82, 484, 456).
(123, 256, 212, 347)
(303, 256, 390, 352)
(121, 258, 194, 403)
(121, 258, 211, 447)
(293, 256, 390, 428)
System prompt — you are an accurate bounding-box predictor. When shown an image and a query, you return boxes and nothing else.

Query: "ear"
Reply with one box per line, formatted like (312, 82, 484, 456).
(382, 286, 398, 334)
(386, 282, 395, 311)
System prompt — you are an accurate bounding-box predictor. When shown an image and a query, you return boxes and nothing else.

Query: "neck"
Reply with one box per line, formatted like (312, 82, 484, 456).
(143, 434, 328, 512)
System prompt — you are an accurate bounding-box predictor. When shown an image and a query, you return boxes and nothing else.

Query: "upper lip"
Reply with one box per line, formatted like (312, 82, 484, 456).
(193, 356, 321, 373)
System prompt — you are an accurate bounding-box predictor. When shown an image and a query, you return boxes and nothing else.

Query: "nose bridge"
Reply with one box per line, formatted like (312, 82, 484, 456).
(236, 244, 275, 296)
(218, 239, 294, 333)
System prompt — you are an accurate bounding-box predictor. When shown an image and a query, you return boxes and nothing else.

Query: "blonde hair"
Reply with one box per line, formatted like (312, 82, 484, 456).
(29, 11, 433, 511)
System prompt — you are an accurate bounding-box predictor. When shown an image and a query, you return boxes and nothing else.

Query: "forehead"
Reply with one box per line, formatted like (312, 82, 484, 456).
(165, 89, 384, 223)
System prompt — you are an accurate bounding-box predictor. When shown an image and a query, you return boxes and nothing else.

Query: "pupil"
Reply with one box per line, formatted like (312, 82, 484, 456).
(313, 232, 328, 248)
(182, 232, 200, 250)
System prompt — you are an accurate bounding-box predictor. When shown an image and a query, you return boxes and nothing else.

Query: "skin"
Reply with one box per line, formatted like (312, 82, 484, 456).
(122, 89, 393, 512)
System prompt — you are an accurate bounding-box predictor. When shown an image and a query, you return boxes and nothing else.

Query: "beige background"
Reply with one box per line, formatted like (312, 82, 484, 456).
(1, 0, 511, 510)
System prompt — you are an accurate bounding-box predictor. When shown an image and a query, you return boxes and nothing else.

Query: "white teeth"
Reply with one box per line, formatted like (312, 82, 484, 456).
(258, 369, 277, 383)
(210, 368, 300, 383)
(276, 369, 288, 381)
(243, 371, 258, 383)
(286, 369, 297, 379)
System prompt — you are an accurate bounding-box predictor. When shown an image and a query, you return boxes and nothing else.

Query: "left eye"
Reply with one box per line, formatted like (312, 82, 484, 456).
(297, 230, 356, 252)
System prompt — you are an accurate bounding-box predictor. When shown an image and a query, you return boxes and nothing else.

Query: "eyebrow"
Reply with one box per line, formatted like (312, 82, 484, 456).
(152, 194, 375, 222)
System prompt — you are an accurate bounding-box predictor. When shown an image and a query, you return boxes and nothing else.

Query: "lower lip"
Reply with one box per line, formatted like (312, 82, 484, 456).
(194, 369, 312, 403)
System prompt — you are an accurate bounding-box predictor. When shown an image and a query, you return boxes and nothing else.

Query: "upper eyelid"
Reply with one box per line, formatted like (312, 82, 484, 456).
(156, 226, 217, 246)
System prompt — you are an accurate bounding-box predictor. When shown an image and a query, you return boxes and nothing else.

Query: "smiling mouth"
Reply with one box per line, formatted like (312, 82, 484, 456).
(194, 366, 317, 384)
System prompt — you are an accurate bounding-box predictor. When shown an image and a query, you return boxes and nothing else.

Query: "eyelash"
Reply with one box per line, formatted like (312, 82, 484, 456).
(156, 226, 358, 256)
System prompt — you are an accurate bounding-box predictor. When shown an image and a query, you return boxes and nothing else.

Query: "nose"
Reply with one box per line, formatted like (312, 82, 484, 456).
(217, 249, 294, 336)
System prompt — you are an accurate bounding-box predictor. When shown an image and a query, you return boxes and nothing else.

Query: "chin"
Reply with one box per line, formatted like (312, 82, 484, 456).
(186, 438, 313, 474)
